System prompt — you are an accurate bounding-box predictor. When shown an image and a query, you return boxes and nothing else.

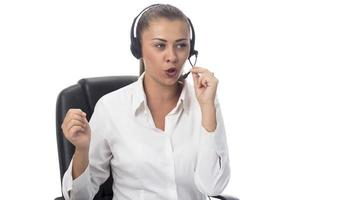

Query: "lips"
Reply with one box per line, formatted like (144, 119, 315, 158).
(165, 67, 176, 72)
(165, 67, 178, 77)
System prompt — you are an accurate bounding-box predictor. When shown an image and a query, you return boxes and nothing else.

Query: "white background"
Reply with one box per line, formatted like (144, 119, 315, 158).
(0, 0, 347, 199)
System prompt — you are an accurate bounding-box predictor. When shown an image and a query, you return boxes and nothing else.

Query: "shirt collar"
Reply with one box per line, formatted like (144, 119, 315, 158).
(132, 72, 190, 116)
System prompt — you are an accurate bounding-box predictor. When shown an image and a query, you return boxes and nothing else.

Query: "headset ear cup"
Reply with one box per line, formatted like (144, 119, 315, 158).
(189, 39, 194, 57)
(135, 39, 142, 58)
(130, 37, 141, 59)
(130, 38, 136, 58)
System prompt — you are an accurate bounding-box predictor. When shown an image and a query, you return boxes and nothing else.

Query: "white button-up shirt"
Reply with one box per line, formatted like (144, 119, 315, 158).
(62, 73, 230, 200)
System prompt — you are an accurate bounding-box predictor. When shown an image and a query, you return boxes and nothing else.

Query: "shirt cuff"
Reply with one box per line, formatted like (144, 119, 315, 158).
(71, 165, 91, 195)
(200, 126, 218, 151)
(62, 161, 73, 199)
(62, 160, 91, 200)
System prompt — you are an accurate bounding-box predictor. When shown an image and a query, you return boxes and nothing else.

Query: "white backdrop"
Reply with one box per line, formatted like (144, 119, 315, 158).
(0, 0, 347, 199)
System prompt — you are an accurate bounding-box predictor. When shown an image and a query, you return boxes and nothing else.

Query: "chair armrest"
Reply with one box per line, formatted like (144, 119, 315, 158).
(211, 195, 240, 200)
(54, 197, 64, 200)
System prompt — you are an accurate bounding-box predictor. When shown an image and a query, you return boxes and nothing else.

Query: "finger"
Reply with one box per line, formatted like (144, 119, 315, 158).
(63, 124, 84, 139)
(68, 109, 87, 118)
(64, 112, 86, 127)
(63, 109, 86, 126)
(190, 66, 210, 74)
(71, 113, 87, 123)
(191, 68, 215, 80)
(65, 109, 86, 124)
(192, 72, 199, 87)
(190, 66, 214, 75)
(83, 117, 89, 124)
(69, 126, 86, 138)
(198, 73, 211, 88)
(67, 119, 86, 132)
(198, 73, 218, 88)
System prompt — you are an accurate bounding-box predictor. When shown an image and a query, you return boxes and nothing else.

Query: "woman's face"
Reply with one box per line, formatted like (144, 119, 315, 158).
(141, 18, 190, 87)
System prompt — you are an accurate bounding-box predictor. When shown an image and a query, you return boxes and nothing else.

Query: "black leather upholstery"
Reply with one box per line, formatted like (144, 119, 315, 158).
(55, 76, 238, 200)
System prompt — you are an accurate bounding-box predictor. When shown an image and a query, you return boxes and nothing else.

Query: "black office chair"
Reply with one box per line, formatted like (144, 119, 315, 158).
(55, 76, 238, 200)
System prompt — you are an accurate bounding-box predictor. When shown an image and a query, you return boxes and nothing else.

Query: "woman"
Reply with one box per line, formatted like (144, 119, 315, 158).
(61, 4, 230, 200)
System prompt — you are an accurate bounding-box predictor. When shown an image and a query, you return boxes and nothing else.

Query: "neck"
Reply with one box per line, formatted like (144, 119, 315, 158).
(143, 73, 182, 105)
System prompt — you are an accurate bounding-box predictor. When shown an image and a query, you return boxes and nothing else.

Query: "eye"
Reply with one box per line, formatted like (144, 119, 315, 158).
(154, 43, 165, 49)
(176, 43, 188, 49)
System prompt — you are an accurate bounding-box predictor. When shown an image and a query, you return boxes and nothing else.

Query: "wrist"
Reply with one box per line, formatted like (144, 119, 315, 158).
(200, 103, 215, 113)
(200, 104, 217, 133)
(74, 147, 89, 156)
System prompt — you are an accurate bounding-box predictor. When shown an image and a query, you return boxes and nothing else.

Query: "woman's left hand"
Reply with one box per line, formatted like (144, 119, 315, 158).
(191, 66, 218, 107)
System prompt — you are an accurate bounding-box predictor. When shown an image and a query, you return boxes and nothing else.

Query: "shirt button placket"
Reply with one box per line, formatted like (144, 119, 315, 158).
(164, 115, 178, 200)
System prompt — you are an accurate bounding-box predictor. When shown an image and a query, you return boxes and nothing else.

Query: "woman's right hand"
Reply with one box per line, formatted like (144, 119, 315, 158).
(61, 109, 91, 151)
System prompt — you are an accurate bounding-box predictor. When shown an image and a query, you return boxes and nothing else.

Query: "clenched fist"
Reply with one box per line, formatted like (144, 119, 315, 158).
(61, 109, 91, 151)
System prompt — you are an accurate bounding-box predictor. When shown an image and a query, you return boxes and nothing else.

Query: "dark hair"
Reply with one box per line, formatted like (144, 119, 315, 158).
(135, 4, 190, 75)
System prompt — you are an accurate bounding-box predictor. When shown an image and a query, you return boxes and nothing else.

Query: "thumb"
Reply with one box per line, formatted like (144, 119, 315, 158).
(192, 71, 199, 88)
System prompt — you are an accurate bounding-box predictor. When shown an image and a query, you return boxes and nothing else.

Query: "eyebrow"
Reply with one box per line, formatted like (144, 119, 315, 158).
(152, 38, 188, 42)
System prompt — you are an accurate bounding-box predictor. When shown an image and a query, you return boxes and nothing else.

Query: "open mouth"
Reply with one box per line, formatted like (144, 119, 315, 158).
(165, 67, 177, 77)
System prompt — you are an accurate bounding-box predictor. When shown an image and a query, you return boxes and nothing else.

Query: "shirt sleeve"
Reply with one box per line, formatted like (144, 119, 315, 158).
(194, 97, 231, 196)
(62, 99, 113, 200)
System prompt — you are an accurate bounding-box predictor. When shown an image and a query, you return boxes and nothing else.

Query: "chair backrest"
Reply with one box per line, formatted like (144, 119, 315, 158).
(56, 76, 138, 199)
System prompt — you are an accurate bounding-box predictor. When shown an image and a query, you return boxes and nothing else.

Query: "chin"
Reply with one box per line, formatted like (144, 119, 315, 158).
(162, 79, 179, 87)
(146, 72, 181, 87)
(161, 75, 182, 86)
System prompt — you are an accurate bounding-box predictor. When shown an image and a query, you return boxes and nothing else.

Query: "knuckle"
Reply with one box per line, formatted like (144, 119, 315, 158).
(70, 126, 77, 134)
(68, 108, 76, 115)
(66, 119, 72, 127)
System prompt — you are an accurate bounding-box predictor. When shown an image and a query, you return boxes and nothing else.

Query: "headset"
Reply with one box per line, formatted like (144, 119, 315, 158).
(130, 4, 198, 79)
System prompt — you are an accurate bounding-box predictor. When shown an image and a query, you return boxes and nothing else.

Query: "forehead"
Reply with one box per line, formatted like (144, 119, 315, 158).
(142, 18, 190, 40)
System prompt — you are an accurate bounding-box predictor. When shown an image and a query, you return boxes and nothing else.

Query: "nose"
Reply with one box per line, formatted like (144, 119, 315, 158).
(165, 46, 178, 64)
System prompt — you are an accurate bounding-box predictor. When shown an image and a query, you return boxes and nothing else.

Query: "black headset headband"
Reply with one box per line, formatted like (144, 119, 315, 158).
(130, 4, 198, 59)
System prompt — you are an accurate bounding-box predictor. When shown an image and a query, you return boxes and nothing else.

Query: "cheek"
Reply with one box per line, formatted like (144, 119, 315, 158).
(180, 51, 190, 60)
(142, 47, 161, 65)
(142, 50, 162, 72)
(177, 51, 189, 65)
(145, 51, 159, 64)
